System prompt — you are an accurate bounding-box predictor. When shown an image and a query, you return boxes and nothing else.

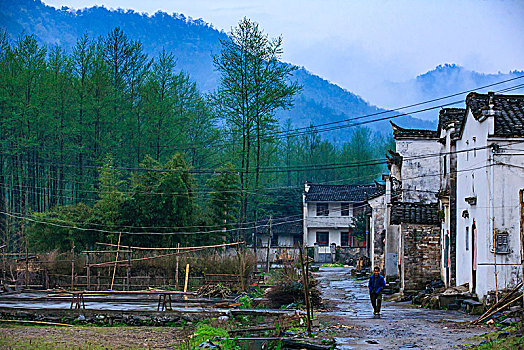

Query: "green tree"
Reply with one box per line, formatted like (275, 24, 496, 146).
(121, 154, 195, 247)
(213, 18, 300, 237)
(93, 155, 126, 243)
(206, 163, 241, 243)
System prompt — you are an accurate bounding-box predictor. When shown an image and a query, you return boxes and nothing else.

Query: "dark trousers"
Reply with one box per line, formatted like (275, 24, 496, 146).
(370, 293, 382, 314)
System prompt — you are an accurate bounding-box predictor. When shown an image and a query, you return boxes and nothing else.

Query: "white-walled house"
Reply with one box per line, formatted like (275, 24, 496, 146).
(455, 92, 524, 300)
(381, 123, 442, 290)
(303, 183, 383, 263)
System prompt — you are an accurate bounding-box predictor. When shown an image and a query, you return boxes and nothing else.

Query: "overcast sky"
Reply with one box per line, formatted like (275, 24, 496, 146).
(43, 0, 524, 99)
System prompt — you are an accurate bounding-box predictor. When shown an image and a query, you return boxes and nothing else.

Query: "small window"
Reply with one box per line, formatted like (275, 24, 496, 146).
(270, 234, 279, 247)
(495, 233, 510, 254)
(316, 203, 329, 216)
(293, 235, 302, 247)
(341, 203, 350, 216)
(340, 232, 349, 247)
(316, 232, 329, 246)
(443, 155, 447, 175)
(465, 227, 469, 251)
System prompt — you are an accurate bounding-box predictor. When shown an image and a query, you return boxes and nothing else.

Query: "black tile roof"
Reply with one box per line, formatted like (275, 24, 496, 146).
(390, 202, 440, 225)
(437, 108, 466, 140)
(304, 184, 384, 202)
(465, 92, 524, 137)
(390, 122, 438, 140)
(258, 218, 303, 235)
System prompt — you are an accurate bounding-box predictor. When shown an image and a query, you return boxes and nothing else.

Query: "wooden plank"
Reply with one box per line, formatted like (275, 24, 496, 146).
(81, 250, 133, 254)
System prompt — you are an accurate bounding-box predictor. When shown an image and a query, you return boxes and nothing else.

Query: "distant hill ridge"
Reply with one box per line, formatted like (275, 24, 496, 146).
(371, 63, 524, 122)
(0, 0, 436, 140)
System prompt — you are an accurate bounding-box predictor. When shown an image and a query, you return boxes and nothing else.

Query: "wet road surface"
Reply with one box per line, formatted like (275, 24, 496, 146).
(315, 267, 487, 349)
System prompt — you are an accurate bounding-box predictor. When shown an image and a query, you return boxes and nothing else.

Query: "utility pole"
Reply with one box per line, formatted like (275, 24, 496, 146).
(299, 244, 312, 336)
(520, 190, 523, 307)
(266, 216, 272, 273)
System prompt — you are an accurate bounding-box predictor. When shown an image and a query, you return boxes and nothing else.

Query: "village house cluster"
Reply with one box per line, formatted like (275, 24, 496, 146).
(301, 92, 524, 301)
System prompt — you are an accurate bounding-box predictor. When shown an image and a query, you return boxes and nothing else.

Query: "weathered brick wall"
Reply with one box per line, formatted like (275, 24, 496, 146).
(402, 224, 441, 292)
(369, 196, 385, 272)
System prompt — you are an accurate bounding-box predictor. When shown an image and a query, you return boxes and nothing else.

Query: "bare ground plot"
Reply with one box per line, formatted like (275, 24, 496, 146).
(0, 325, 192, 350)
(315, 267, 490, 349)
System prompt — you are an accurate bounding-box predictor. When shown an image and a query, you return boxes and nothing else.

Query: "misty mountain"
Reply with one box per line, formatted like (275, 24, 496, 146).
(371, 64, 524, 124)
(0, 0, 435, 139)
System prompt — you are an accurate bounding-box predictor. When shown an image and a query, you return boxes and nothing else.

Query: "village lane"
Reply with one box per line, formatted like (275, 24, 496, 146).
(314, 266, 488, 350)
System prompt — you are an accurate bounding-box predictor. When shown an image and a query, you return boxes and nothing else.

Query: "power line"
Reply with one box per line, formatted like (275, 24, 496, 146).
(271, 75, 524, 136)
(1, 140, 523, 201)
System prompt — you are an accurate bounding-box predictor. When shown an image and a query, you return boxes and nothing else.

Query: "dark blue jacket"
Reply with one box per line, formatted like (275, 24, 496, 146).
(368, 274, 386, 294)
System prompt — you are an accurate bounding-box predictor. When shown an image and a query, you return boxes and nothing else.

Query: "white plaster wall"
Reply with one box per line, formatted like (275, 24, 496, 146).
(305, 202, 354, 221)
(304, 201, 355, 248)
(368, 194, 385, 270)
(456, 110, 524, 300)
(305, 227, 345, 254)
(278, 234, 294, 247)
(396, 139, 441, 203)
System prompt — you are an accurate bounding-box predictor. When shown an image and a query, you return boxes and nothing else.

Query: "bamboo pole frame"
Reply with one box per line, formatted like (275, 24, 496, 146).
(96, 241, 244, 251)
(110, 232, 122, 290)
(88, 242, 246, 268)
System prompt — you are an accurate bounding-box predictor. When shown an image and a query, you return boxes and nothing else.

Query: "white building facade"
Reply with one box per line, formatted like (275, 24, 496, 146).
(303, 183, 383, 263)
(455, 92, 524, 300)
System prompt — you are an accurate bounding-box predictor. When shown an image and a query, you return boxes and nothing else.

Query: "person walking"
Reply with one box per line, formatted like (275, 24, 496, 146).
(368, 267, 386, 317)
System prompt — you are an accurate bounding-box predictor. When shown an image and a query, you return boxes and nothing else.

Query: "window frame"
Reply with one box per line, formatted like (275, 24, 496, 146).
(495, 232, 510, 254)
(316, 203, 329, 216)
(340, 232, 350, 247)
(465, 226, 469, 251)
(316, 232, 329, 246)
(340, 202, 350, 216)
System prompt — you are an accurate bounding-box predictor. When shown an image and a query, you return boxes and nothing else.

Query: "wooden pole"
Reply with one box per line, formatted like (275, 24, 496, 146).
(477, 262, 521, 266)
(25, 237, 29, 290)
(306, 255, 313, 321)
(266, 216, 272, 273)
(492, 218, 498, 303)
(110, 232, 121, 290)
(475, 294, 522, 324)
(1, 245, 6, 283)
(70, 240, 74, 290)
(299, 244, 312, 336)
(86, 252, 90, 290)
(127, 249, 131, 291)
(175, 243, 180, 290)
(473, 281, 522, 324)
(183, 263, 190, 293)
(520, 189, 524, 308)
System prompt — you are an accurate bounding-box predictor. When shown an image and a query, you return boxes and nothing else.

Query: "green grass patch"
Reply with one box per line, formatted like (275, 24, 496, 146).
(472, 324, 524, 349)
(176, 324, 239, 350)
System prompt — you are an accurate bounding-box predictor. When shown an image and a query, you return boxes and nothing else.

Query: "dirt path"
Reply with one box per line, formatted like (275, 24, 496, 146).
(314, 266, 488, 349)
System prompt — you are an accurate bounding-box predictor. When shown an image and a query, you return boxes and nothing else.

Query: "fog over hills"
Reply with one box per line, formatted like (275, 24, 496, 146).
(4, 0, 519, 138)
(368, 64, 524, 124)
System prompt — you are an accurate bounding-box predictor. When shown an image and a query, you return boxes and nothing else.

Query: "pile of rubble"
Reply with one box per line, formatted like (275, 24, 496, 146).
(196, 284, 233, 298)
(412, 282, 483, 314)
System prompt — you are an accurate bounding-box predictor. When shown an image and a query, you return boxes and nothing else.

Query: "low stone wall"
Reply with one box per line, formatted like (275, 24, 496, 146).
(0, 307, 220, 325)
(401, 223, 441, 293)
